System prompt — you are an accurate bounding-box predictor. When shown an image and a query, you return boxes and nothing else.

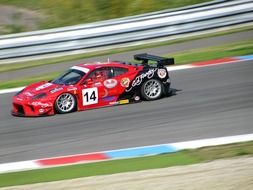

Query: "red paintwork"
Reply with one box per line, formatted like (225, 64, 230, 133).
(37, 153, 109, 166)
(12, 62, 142, 116)
(191, 57, 239, 66)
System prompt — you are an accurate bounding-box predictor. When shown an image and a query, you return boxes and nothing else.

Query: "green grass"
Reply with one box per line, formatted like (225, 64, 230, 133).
(0, 0, 210, 31)
(1, 38, 252, 90)
(0, 72, 59, 89)
(2, 24, 26, 34)
(172, 38, 253, 64)
(0, 141, 252, 187)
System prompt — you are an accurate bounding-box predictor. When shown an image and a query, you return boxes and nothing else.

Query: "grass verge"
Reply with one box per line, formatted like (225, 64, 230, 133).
(0, 141, 252, 187)
(172, 38, 253, 64)
(0, 0, 210, 32)
(0, 25, 253, 74)
(0, 72, 60, 89)
(0, 38, 253, 90)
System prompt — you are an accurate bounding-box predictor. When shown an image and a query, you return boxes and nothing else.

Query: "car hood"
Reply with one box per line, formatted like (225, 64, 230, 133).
(17, 81, 63, 100)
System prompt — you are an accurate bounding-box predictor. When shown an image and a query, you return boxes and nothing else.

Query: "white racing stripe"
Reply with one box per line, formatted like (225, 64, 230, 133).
(71, 66, 90, 73)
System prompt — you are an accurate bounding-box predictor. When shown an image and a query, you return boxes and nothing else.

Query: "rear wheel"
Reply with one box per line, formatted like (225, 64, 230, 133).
(141, 79, 163, 100)
(55, 93, 76, 114)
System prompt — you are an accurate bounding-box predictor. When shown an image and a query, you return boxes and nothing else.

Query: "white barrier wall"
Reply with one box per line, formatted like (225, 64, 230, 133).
(0, 0, 252, 61)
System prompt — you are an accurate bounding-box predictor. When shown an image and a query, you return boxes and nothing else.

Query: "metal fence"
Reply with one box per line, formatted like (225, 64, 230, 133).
(0, 0, 252, 62)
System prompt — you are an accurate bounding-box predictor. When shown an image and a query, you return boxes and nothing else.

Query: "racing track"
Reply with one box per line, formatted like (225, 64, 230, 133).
(0, 60, 253, 164)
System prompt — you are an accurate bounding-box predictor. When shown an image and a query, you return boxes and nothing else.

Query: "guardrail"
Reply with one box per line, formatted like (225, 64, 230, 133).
(0, 0, 252, 62)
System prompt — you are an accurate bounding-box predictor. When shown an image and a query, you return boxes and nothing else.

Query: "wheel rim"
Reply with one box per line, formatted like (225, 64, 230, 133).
(56, 93, 75, 112)
(144, 79, 162, 99)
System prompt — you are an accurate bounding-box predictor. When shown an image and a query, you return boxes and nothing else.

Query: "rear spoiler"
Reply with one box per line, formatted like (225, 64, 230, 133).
(134, 53, 174, 67)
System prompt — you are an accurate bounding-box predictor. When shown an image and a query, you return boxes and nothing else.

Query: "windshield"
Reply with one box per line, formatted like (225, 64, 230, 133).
(51, 69, 85, 85)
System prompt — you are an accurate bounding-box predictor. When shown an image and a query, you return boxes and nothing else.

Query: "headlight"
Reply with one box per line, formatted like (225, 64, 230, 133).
(32, 93, 47, 100)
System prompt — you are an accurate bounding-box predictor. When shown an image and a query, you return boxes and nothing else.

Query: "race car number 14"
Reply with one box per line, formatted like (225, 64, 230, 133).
(82, 87, 98, 106)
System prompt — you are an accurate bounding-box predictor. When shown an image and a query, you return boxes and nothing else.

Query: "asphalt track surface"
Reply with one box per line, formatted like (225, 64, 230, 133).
(0, 30, 253, 81)
(0, 60, 253, 164)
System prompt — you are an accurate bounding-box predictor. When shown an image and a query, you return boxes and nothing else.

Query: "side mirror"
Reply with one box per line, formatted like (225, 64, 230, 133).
(83, 78, 93, 85)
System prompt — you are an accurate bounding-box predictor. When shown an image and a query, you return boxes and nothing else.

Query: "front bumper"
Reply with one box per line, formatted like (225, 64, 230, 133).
(12, 98, 54, 117)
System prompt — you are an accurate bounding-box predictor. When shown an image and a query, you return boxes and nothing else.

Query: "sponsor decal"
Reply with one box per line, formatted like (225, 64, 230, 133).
(109, 101, 119, 105)
(67, 87, 78, 94)
(50, 87, 63, 94)
(24, 92, 33, 97)
(134, 95, 140, 101)
(102, 96, 117, 102)
(120, 77, 130, 88)
(119, 99, 129, 104)
(104, 79, 118, 89)
(32, 102, 50, 107)
(36, 83, 52, 91)
(126, 68, 157, 92)
(39, 109, 45, 113)
(157, 69, 167, 79)
(102, 89, 108, 98)
(67, 87, 77, 91)
(94, 82, 102, 86)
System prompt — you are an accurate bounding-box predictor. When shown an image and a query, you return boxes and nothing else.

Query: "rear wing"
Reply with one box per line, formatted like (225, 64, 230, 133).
(134, 53, 174, 67)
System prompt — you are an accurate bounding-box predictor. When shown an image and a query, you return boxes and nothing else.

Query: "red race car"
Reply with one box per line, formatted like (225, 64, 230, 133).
(12, 54, 174, 116)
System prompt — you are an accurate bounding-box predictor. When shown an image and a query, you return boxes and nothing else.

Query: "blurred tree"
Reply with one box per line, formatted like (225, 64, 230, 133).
(0, 0, 211, 31)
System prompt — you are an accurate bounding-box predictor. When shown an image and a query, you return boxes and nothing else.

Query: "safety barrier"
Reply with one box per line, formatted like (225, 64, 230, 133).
(0, 0, 252, 62)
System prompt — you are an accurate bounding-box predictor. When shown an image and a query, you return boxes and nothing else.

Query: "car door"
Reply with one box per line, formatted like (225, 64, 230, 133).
(109, 67, 130, 94)
(80, 67, 113, 109)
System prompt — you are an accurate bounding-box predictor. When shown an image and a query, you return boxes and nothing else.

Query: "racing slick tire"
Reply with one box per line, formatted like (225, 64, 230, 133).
(141, 79, 163, 101)
(54, 93, 77, 114)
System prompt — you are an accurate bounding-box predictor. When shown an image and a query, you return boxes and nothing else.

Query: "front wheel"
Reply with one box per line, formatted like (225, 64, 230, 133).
(141, 79, 163, 100)
(55, 93, 76, 114)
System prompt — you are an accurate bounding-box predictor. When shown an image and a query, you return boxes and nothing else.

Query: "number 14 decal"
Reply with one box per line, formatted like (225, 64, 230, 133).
(82, 87, 98, 106)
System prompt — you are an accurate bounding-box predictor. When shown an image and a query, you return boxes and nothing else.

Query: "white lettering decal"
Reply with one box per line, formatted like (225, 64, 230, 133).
(157, 69, 167, 79)
(104, 79, 118, 89)
(36, 83, 53, 91)
(126, 69, 157, 92)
